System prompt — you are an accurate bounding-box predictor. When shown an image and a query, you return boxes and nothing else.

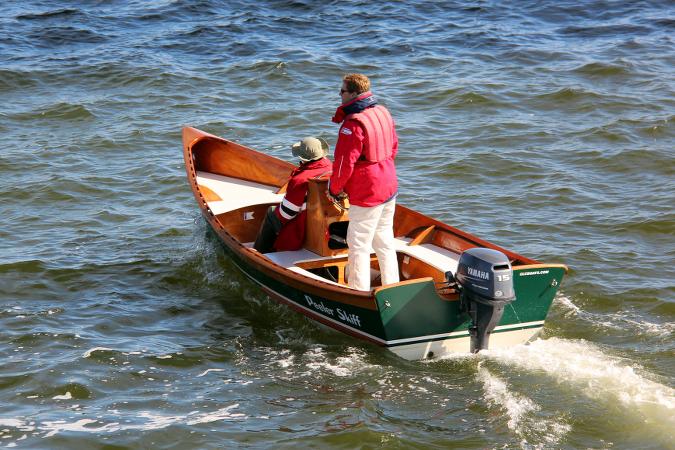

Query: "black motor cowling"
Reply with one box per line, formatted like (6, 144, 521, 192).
(446, 248, 516, 353)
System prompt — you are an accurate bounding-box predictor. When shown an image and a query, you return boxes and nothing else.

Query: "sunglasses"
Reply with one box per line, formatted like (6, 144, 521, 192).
(340, 88, 350, 94)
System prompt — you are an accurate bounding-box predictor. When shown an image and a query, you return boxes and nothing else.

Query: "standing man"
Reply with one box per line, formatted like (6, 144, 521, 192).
(328, 73, 400, 291)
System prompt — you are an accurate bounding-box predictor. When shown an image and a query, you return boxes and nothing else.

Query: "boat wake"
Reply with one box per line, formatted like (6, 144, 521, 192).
(481, 337, 675, 444)
(556, 294, 674, 338)
(477, 363, 571, 447)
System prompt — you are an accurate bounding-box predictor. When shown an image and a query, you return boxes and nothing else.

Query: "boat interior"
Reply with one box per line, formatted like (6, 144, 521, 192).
(187, 134, 535, 293)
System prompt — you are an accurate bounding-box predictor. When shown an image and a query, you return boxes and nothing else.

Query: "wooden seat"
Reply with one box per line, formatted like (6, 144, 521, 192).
(304, 178, 350, 257)
(393, 237, 460, 275)
(262, 249, 355, 288)
(195, 171, 283, 215)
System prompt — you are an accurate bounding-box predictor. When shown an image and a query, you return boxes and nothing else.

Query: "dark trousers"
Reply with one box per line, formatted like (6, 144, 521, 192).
(253, 206, 282, 253)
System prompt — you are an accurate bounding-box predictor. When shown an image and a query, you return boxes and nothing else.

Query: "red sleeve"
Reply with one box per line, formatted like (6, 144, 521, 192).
(329, 120, 365, 195)
(275, 175, 306, 224)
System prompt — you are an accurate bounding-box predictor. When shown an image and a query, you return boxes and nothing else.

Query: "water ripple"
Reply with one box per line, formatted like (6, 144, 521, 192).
(16, 8, 81, 20)
(29, 26, 108, 46)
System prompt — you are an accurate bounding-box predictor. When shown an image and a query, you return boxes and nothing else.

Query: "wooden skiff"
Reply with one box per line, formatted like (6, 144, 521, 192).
(182, 127, 567, 360)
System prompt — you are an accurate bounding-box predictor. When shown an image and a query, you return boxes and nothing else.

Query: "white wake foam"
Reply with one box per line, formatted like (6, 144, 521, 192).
(478, 364, 538, 431)
(82, 347, 113, 358)
(477, 363, 571, 447)
(301, 346, 375, 377)
(484, 338, 675, 433)
(52, 392, 72, 400)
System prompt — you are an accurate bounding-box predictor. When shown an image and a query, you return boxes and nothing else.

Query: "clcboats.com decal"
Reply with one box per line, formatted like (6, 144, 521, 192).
(519, 270, 550, 276)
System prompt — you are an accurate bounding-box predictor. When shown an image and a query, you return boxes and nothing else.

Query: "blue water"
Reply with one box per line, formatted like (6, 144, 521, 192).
(1, 1, 673, 448)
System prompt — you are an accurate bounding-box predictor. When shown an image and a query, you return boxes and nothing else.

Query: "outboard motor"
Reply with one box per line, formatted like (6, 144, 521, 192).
(446, 248, 516, 353)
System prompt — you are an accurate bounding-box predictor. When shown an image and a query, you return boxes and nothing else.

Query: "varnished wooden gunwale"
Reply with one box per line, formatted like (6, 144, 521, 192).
(183, 127, 295, 188)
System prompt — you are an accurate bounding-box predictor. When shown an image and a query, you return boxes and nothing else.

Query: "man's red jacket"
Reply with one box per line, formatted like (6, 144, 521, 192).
(329, 95, 398, 207)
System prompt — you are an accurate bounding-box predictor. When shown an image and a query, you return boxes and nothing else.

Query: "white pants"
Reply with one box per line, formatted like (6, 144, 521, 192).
(346, 199, 400, 291)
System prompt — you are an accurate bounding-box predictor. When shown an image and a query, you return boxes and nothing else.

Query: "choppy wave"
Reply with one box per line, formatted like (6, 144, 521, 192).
(29, 26, 107, 46)
(0, 69, 38, 92)
(16, 8, 81, 20)
(0, 259, 47, 274)
(533, 87, 606, 104)
(572, 61, 634, 77)
(2, 403, 246, 441)
(558, 24, 653, 38)
(9, 102, 95, 121)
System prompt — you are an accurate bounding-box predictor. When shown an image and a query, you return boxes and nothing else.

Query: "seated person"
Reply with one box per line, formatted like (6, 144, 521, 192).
(253, 137, 332, 253)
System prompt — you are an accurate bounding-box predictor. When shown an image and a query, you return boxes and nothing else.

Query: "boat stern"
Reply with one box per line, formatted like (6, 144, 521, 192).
(372, 262, 568, 360)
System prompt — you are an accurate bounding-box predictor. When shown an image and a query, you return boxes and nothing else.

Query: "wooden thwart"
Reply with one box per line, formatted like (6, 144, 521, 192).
(409, 225, 436, 246)
(296, 254, 380, 286)
(304, 178, 350, 257)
